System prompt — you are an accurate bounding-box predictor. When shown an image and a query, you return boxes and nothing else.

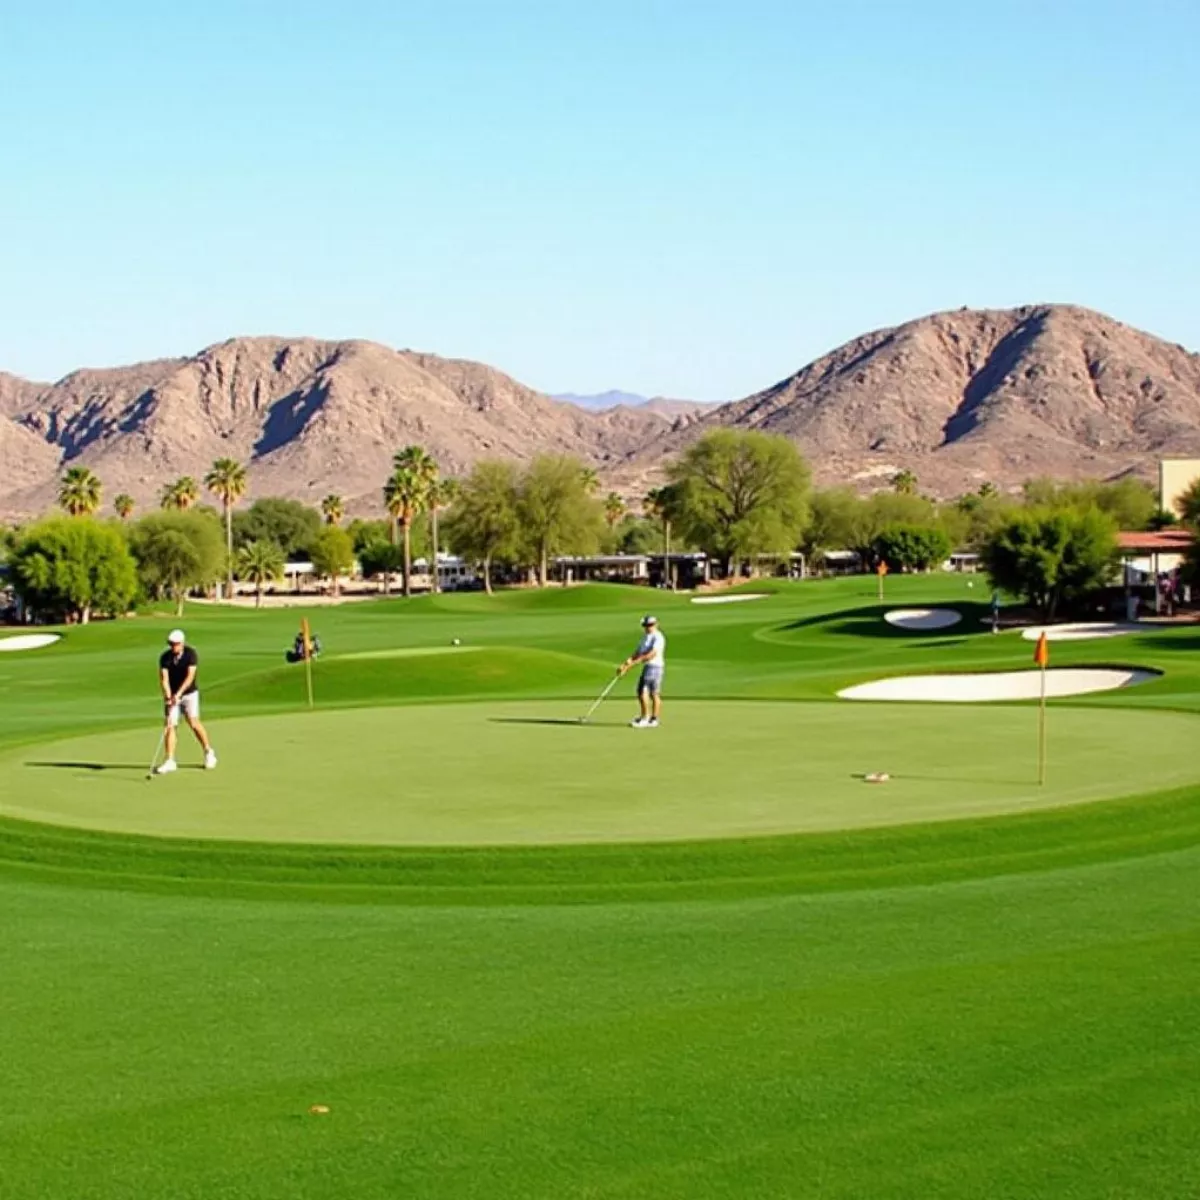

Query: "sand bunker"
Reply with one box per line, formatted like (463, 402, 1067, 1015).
(884, 608, 962, 631)
(691, 593, 770, 605)
(0, 633, 61, 652)
(1020, 622, 1145, 642)
(840, 667, 1160, 703)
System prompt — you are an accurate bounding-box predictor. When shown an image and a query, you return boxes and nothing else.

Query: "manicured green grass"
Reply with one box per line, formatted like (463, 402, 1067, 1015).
(2, 576, 1199, 1197)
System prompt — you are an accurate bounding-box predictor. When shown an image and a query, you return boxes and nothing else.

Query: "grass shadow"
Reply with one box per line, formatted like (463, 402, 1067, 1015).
(775, 604, 991, 640)
(25, 761, 208, 772)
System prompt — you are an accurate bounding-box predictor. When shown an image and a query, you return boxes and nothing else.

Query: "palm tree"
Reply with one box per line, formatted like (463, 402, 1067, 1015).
(161, 476, 199, 511)
(58, 467, 102, 516)
(204, 458, 247, 591)
(604, 491, 626, 529)
(580, 467, 600, 495)
(384, 446, 435, 597)
(644, 484, 682, 589)
(427, 476, 458, 595)
(113, 493, 135, 520)
(321, 494, 344, 525)
(235, 540, 285, 608)
(978, 481, 999, 499)
(892, 469, 918, 495)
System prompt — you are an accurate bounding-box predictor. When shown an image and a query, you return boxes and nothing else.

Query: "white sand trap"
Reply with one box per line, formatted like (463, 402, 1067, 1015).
(840, 667, 1160, 703)
(0, 633, 61, 652)
(691, 593, 770, 605)
(1020, 622, 1146, 642)
(884, 608, 962, 631)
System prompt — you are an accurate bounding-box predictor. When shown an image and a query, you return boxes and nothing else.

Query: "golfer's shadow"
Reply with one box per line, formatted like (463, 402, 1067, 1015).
(25, 761, 204, 772)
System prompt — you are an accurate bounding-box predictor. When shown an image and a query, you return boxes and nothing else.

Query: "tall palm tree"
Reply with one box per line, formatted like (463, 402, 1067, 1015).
(204, 458, 247, 591)
(644, 484, 681, 589)
(604, 491, 626, 529)
(427, 476, 458, 594)
(384, 449, 434, 597)
(58, 467, 102, 516)
(320, 494, 344, 525)
(113, 493, 135, 520)
(235, 540, 285, 608)
(161, 476, 199, 511)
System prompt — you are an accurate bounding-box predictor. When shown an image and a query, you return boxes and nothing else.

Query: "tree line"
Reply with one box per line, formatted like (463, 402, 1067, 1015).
(4, 432, 1199, 623)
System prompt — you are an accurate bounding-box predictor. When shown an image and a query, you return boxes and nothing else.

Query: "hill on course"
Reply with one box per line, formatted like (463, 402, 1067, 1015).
(2, 304, 1199, 517)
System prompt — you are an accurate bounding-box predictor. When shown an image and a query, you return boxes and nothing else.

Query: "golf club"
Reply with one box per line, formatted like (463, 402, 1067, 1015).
(578, 673, 622, 724)
(145, 722, 168, 780)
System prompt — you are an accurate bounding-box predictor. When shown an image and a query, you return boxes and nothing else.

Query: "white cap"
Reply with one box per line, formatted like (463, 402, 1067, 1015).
(641, 615, 657, 626)
(167, 629, 185, 644)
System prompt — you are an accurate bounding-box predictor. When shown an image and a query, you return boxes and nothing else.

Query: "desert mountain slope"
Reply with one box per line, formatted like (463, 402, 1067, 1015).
(618, 305, 1200, 494)
(3, 306, 1199, 519)
(0, 338, 670, 517)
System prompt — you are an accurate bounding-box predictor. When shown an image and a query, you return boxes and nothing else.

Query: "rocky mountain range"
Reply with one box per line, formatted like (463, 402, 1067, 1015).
(2, 304, 1199, 519)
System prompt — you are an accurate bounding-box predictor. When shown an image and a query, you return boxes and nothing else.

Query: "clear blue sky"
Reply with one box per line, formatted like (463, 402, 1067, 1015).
(1, 0, 1197, 400)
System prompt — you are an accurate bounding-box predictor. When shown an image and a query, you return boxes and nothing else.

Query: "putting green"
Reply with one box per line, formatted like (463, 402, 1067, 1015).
(5, 700, 1199, 845)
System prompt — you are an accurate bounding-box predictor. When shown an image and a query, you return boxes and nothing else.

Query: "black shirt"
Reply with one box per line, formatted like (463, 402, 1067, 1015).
(160, 646, 199, 695)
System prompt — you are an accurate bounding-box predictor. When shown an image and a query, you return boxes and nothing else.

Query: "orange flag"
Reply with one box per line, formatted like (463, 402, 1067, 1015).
(1033, 632, 1049, 669)
(301, 617, 312, 656)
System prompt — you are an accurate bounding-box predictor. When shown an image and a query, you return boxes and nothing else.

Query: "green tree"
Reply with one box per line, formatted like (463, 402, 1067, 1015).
(235, 540, 286, 608)
(982, 507, 1118, 621)
(643, 483, 686, 578)
(160, 476, 199, 511)
(127, 510, 226, 616)
(518, 455, 603, 586)
(443, 461, 521, 594)
(667, 430, 811, 577)
(9, 517, 137, 623)
(872, 523, 952, 573)
(891, 468, 918, 495)
(384, 446, 435, 597)
(580, 467, 600, 495)
(978, 481, 1000, 499)
(231, 497, 322, 558)
(204, 458, 248, 590)
(801, 487, 863, 564)
(113, 493, 135, 520)
(357, 539, 404, 585)
(309, 525, 355, 596)
(58, 466, 102, 517)
(1175, 477, 1200, 527)
(848, 491, 939, 567)
(320, 494, 344, 525)
(603, 492, 626, 529)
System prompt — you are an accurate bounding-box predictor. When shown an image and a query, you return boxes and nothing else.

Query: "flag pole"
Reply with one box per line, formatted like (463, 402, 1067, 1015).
(301, 617, 315, 710)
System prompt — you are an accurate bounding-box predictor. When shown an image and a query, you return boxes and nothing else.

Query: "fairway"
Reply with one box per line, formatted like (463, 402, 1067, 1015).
(7, 700, 1200, 844)
(2, 577, 1199, 1199)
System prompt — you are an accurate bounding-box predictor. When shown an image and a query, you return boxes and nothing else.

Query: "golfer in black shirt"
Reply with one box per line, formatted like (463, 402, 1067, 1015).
(156, 629, 217, 774)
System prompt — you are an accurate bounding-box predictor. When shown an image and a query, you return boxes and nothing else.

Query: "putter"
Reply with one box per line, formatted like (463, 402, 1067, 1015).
(578, 674, 622, 724)
(145, 723, 168, 780)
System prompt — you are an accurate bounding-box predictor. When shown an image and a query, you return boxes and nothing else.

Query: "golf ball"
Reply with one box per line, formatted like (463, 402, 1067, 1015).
(452, 637, 461, 646)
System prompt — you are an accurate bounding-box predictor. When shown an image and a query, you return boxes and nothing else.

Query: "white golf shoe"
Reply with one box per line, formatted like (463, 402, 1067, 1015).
(630, 717, 649, 728)
(154, 759, 178, 775)
(204, 749, 218, 770)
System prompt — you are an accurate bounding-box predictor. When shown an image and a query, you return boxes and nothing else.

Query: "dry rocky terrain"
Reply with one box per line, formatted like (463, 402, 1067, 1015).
(2, 305, 1198, 518)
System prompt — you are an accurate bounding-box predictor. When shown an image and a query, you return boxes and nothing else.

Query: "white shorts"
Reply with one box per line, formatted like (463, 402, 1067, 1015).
(167, 692, 201, 726)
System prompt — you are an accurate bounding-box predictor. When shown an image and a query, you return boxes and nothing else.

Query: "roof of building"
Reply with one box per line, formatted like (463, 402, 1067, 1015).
(1116, 529, 1195, 553)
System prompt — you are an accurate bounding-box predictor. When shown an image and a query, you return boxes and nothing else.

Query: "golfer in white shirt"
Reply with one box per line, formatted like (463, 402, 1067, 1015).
(619, 615, 666, 728)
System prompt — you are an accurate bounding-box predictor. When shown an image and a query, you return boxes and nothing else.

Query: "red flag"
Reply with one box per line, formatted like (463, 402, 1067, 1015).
(1033, 632, 1049, 669)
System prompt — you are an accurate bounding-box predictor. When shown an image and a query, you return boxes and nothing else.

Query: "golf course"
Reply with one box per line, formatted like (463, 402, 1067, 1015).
(2, 574, 1199, 1198)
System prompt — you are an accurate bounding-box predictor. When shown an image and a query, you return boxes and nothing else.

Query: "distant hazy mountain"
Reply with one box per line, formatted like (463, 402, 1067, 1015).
(553, 390, 653, 410)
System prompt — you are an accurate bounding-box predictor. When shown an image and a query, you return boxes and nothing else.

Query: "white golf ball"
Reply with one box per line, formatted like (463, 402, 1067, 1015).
(452, 638, 461, 646)
(967, 581, 974, 588)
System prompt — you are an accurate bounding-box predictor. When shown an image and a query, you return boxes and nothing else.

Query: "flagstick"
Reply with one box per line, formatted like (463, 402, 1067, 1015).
(301, 617, 315, 710)
(1037, 662, 1047, 786)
